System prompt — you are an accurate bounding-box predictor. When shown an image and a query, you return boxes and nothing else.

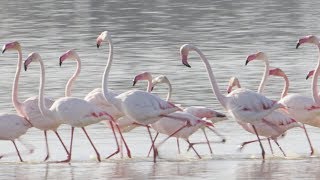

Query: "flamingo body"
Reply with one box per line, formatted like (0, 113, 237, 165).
(0, 114, 31, 140)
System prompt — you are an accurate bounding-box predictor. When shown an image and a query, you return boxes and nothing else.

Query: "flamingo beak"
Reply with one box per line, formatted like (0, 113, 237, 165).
(306, 74, 310, 80)
(24, 64, 28, 71)
(296, 43, 301, 49)
(97, 43, 100, 48)
(59, 58, 63, 67)
(2, 48, 6, 54)
(245, 54, 256, 65)
(151, 86, 154, 91)
(181, 54, 191, 68)
(132, 80, 137, 86)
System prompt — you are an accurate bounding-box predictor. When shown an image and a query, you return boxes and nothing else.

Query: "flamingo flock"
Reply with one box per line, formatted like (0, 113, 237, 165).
(0, 32, 320, 163)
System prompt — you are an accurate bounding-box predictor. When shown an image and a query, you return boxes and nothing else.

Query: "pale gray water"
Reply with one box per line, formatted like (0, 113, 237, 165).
(1, 0, 320, 179)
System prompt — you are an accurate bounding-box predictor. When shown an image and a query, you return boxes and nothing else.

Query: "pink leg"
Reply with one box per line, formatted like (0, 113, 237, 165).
(43, 130, 50, 161)
(146, 126, 158, 163)
(201, 128, 213, 154)
(120, 138, 123, 158)
(252, 125, 265, 160)
(54, 130, 71, 162)
(105, 121, 120, 159)
(186, 139, 201, 159)
(239, 137, 269, 151)
(147, 132, 159, 157)
(57, 127, 74, 163)
(267, 138, 274, 155)
(114, 122, 131, 158)
(273, 139, 286, 157)
(12, 140, 23, 162)
(82, 127, 101, 162)
(303, 124, 314, 156)
(176, 138, 181, 154)
(154, 123, 190, 162)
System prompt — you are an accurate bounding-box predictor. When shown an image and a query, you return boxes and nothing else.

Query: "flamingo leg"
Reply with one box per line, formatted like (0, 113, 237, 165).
(105, 121, 120, 159)
(267, 138, 274, 155)
(238, 138, 269, 151)
(12, 140, 23, 162)
(54, 130, 71, 162)
(44, 130, 50, 161)
(206, 126, 226, 143)
(114, 122, 131, 158)
(186, 139, 202, 159)
(273, 139, 286, 157)
(57, 127, 74, 163)
(252, 124, 265, 160)
(303, 124, 314, 156)
(146, 126, 158, 163)
(81, 127, 101, 162)
(147, 132, 159, 157)
(177, 138, 181, 154)
(120, 138, 123, 158)
(201, 128, 213, 154)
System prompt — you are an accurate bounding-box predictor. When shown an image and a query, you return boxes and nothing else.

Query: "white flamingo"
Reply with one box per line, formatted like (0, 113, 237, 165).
(98, 31, 185, 162)
(0, 114, 33, 162)
(24, 52, 123, 162)
(179, 44, 286, 159)
(278, 35, 320, 155)
(59, 49, 133, 160)
(2, 41, 69, 161)
(227, 72, 301, 156)
(133, 72, 227, 156)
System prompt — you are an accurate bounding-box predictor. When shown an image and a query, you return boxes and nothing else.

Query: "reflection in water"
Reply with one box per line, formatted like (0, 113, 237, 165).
(1, 0, 320, 179)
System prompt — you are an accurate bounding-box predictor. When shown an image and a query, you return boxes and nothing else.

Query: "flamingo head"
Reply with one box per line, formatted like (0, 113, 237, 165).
(268, 68, 286, 77)
(59, 49, 78, 66)
(296, 35, 320, 49)
(245, 52, 267, 65)
(132, 72, 152, 86)
(151, 75, 170, 91)
(2, 41, 21, 54)
(227, 76, 241, 94)
(24, 52, 41, 71)
(180, 44, 196, 68)
(96, 31, 111, 48)
(306, 70, 315, 80)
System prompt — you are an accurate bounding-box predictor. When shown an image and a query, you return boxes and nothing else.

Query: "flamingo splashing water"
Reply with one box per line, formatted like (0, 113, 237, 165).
(179, 44, 287, 160)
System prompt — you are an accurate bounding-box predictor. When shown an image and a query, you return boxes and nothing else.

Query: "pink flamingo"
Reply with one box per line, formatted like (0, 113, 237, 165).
(278, 35, 320, 155)
(227, 72, 301, 156)
(59, 49, 131, 160)
(24, 52, 120, 162)
(98, 31, 186, 162)
(2, 41, 69, 161)
(133, 72, 227, 156)
(180, 44, 286, 160)
(0, 114, 33, 162)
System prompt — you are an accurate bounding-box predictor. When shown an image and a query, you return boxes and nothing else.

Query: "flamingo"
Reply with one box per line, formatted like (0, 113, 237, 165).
(0, 114, 33, 162)
(179, 44, 286, 159)
(227, 72, 301, 156)
(2, 41, 69, 161)
(133, 72, 227, 156)
(59, 49, 132, 160)
(278, 35, 320, 155)
(24, 52, 123, 162)
(98, 31, 187, 162)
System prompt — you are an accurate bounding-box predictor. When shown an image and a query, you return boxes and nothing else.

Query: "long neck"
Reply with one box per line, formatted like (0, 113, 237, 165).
(258, 59, 269, 93)
(102, 38, 115, 103)
(38, 60, 52, 117)
(280, 75, 289, 99)
(312, 44, 320, 104)
(194, 47, 227, 108)
(12, 49, 23, 116)
(165, 81, 172, 101)
(146, 77, 152, 93)
(65, 56, 81, 97)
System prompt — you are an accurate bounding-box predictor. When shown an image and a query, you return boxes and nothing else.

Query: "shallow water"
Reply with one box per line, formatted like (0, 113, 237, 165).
(1, 0, 320, 179)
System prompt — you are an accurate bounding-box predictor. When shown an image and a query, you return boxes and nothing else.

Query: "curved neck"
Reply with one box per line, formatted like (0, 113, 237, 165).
(38, 59, 52, 117)
(65, 56, 81, 97)
(193, 47, 227, 108)
(102, 38, 115, 102)
(12, 49, 23, 116)
(280, 75, 289, 99)
(146, 77, 152, 93)
(166, 81, 172, 101)
(258, 59, 269, 93)
(312, 44, 320, 104)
